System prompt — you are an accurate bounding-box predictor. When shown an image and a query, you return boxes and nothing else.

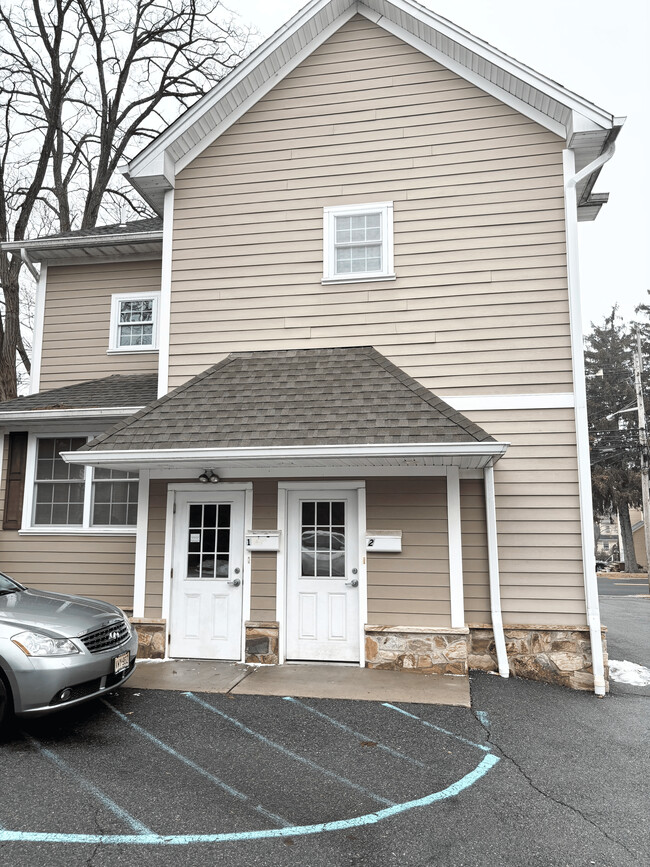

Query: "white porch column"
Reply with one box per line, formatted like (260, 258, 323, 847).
(132, 470, 150, 618)
(446, 466, 465, 628)
(484, 465, 509, 677)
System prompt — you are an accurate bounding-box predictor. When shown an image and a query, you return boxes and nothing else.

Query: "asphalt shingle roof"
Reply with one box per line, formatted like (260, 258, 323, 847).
(33, 217, 163, 243)
(82, 347, 493, 452)
(0, 374, 158, 413)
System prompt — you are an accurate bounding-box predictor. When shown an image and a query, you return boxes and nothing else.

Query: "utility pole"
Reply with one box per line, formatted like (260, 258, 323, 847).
(633, 328, 650, 591)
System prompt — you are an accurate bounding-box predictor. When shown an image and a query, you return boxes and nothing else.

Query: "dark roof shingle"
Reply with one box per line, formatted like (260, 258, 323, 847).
(0, 374, 158, 414)
(82, 347, 493, 451)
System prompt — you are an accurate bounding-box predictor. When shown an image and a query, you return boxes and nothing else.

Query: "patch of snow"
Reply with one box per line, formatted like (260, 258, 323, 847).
(609, 659, 650, 686)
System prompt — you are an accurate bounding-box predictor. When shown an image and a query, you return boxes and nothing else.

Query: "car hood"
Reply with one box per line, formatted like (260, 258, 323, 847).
(0, 588, 123, 638)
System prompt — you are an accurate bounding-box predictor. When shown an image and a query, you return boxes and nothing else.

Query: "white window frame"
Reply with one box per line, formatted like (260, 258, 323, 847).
(108, 291, 160, 353)
(20, 433, 137, 535)
(323, 202, 395, 284)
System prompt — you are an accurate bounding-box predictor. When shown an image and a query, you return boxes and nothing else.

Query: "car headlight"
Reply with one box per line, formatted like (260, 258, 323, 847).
(12, 630, 80, 657)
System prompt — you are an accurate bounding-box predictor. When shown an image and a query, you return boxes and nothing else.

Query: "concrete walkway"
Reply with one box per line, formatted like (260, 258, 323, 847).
(125, 659, 470, 707)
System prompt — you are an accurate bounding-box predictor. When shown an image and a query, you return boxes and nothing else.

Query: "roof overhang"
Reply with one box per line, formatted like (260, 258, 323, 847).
(1, 231, 162, 264)
(62, 441, 510, 473)
(126, 0, 621, 222)
(0, 406, 145, 424)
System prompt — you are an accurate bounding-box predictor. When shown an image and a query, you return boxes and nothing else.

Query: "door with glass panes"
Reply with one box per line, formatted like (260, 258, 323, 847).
(286, 489, 360, 662)
(170, 491, 245, 659)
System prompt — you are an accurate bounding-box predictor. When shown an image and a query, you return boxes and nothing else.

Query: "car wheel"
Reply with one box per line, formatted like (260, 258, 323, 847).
(0, 672, 14, 736)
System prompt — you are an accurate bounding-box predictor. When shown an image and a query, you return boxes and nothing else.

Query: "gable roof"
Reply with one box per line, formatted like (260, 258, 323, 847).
(79, 347, 494, 454)
(126, 0, 622, 220)
(0, 374, 158, 421)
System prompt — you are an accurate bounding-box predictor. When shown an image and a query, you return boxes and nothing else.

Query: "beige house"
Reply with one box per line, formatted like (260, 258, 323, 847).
(0, 0, 622, 694)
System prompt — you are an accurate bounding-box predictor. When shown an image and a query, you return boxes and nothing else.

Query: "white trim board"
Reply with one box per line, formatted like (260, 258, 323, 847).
(29, 263, 47, 395)
(444, 393, 575, 411)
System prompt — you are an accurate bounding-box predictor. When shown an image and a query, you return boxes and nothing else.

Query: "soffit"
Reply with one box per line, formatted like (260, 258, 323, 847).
(126, 0, 618, 219)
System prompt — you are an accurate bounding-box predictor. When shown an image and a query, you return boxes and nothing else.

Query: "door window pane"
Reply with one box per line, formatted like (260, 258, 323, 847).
(186, 502, 232, 580)
(301, 500, 346, 578)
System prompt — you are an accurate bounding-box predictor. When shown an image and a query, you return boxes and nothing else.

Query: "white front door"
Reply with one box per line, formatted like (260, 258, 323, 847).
(286, 489, 360, 662)
(170, 491, 245, 659)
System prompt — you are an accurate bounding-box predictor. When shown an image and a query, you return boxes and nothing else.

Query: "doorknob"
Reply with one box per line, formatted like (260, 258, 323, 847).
(345, 578, 359, 588)
(228, 577, 241, 587)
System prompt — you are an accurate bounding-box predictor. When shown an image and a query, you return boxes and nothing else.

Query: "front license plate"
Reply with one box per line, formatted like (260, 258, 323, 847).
(113, 651, 130, 674)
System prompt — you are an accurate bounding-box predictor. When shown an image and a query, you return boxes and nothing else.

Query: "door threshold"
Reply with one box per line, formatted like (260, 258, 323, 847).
(284, 660, 360, 667)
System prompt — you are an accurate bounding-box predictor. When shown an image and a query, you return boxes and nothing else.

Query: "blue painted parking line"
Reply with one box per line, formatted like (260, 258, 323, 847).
(184, 692, 395, 807)
(0, 752, 499, 846)
(475, 710, 490, 728)
(382, 704, 490, 752)
(283, 696, 431, 771)
(101, 700, 290, 827)
(24, 733, 153, 834)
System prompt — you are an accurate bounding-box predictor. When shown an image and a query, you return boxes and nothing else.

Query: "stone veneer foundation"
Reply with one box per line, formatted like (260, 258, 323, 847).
(245, 621, 279, 664)
(468, 624, 609, 692)
(365, 626, 469, 675)
(131, 618, 166, 659)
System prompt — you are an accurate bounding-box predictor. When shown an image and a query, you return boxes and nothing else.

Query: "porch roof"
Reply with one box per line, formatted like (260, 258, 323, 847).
(0, 373, 158, 422)
(63, 347, 508, 471)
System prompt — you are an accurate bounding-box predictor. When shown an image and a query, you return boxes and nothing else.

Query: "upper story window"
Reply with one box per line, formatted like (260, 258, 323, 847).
(323, 202, 394, 283)
(109, 292, 160, 352)
(25, 436, 138, 532)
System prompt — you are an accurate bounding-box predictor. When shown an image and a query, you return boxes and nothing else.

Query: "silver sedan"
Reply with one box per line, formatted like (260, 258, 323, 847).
(0, 571, 138, 729)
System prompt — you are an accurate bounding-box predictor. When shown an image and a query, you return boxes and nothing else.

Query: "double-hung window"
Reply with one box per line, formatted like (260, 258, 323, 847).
(28, 437, 138, 531)
(323, 202, 394, 283)
(109, 292, 160, 352)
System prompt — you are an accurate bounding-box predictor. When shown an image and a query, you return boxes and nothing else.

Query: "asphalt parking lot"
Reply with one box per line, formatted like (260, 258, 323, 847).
(1, 658, 648, 867)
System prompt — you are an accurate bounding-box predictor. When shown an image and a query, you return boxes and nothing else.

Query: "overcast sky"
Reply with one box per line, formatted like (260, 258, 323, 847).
(231, 0, 650, 333)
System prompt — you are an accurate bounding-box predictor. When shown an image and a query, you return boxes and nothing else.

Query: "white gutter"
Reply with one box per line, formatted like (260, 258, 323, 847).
(564, 144, 616, 697)
(0, 406, 144, 422)
(3, 230, 162, 254)
(62, 441, 510, 467)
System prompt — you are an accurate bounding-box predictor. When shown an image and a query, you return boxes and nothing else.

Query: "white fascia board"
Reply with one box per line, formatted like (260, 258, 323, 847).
(61, 441, 510, 466)
(0, 407, 144, 422)
(370, 0, 613, 129)
(128, 0, 354, 179)
(3, 231, 163, 255)
(371, 12, 566, 138)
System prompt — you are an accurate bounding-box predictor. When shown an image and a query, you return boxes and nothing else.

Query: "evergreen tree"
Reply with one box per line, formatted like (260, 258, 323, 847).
(584, 308, 641, 570)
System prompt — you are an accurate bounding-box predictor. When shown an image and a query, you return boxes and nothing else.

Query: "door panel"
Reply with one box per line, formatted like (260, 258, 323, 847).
(286, 490, 360, 662)
(170, 490, 245, 660)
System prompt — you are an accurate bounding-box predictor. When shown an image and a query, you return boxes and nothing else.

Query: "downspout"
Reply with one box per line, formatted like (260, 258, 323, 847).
(563, 141, 617, 697)
(484, 464, 509, 677)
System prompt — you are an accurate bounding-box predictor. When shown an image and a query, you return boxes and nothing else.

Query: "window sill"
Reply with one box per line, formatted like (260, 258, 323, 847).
(107, 348, 158, 355)
(321, 274, 396, 285)
(19, 527, 137, 536)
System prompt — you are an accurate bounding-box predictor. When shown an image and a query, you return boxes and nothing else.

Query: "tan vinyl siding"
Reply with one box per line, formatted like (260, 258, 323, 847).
(0, 436, 136, 609)
(249, 480, 278, 620)
(169, 15, 569, 395)
(366, 477, 450, 627)
(460, 479, 490, 624)
(471, 408, 587, 627)
(144, 479, 168, 619)
(40, 259, 161, 390)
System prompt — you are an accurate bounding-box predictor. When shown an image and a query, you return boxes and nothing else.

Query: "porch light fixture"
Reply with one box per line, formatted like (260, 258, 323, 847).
(198, 469, 219, 484)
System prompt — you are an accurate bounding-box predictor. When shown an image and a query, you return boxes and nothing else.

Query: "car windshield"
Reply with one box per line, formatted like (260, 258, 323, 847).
(0, 572, 23, 595)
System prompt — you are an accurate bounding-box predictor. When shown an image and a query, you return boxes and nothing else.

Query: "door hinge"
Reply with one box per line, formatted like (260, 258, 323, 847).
(170, 568, 174, 580)
(168, 633, 171, 644)
(173, 501, 176, 514)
